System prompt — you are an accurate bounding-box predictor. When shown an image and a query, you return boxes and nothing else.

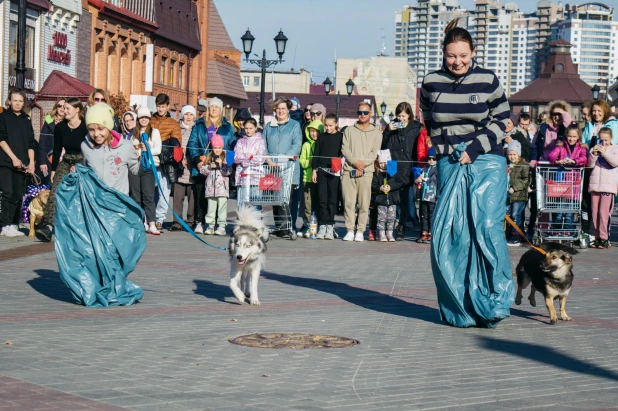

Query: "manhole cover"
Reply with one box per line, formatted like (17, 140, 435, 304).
(229, 333, 359, 349)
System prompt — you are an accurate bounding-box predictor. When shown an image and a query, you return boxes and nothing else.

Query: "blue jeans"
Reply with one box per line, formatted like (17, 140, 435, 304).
(553, 212, 575, 231)
(507, 201, 526, 237)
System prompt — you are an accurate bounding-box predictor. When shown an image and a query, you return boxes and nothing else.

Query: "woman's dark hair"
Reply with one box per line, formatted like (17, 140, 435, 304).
(395, 102, 414, 121)
(244, 118, 258, 128)
(325, 113, 338, 123)
(442, 18, 475, 52)
(66, 97, 85, 120)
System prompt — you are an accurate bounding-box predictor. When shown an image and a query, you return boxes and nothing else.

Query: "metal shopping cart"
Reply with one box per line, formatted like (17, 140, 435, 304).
(533, 163, 587, 248)
(237, 156, 297, 240)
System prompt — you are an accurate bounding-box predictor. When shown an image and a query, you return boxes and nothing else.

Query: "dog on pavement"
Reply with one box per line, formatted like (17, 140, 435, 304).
(28, 189, 50, 237)
(228, 206, 269, 305)
(515, 242, 576, 324)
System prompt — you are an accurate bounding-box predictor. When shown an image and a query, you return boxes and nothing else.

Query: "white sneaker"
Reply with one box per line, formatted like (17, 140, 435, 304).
(9, 225, 25, 236)
(194, 223, 204, 234)
(148, 224, 160, 235)
(316, 225, 326, 240)
(342, 231, 355, 241)
(0, 226, 19, 237)
(354, 232, 364, 242)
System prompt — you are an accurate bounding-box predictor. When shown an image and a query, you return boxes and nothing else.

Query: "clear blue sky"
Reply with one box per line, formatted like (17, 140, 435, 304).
(215, 0, 540, 83)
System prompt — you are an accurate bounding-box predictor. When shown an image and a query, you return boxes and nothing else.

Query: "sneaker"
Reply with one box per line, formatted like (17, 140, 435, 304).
(395, 224, 405, 241)
(333, 229, 339, 239)
(205, 226, 215, 235)
(598, 239, 610, 249)
(424, 233, 432, 244)
(368, 229, 376, 241)
(304, 227, 312, 239)
(297, 225, 308, 238)
(194, 223, 204, 234)
(416, 232, 427, 244)
(0, 226, 19, 238)
(589, 240, 598, 248)
(35, 225, 53, 242)
(386, 231, 396, 242)
(324, 225, 334, 240)
(317, 225, 326, 240)
(8, 225, 25, 237)
(354, 231, 364, 242)
(215, 227, 226, 236)
(507, 239, 520, 247)
(144, 223, 149, 232)
(148, 224, 160, 235)
(378, 230, 387, 242)
(343, 231, 355, 241)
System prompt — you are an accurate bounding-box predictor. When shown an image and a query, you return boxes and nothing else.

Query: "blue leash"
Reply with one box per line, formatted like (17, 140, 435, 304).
(141, 133, 226, 251)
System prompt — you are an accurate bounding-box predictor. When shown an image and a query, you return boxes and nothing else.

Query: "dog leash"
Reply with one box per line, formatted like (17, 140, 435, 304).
(142, 135, 227, 251)
(505, 215, 546, 255)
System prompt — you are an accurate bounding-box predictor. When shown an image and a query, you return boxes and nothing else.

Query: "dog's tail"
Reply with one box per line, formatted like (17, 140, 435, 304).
(539, 242, 579, 255)
(234, 206, 268, 242)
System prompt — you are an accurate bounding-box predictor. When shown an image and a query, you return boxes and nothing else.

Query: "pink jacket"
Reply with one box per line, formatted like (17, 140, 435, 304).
(548, 141, 588, 166)
(587, 145, 618, 195)
(541, 111, 572, 161)
(234, 133, 266, 186)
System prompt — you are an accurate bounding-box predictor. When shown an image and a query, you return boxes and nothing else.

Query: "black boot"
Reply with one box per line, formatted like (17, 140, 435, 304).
(35, 225, 53, 242)
(395, 224, 405, 241)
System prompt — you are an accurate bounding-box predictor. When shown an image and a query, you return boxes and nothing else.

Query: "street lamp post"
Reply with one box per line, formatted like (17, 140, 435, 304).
(14, 0, 28, 89)
(389, 112, 395, 122)
(592, 84, 600, 100)
(322, 77, 354, 119)
(241, 28, 288, 126)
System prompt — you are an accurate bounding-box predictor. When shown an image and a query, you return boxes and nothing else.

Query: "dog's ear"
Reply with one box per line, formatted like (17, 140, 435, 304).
(260, 227, 269, 243)
(562, 253, 572, 264)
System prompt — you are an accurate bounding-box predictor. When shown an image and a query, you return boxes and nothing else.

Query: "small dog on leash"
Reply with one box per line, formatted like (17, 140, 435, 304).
(515, 242, 576, 324)
(28, 189, 50, 237)
(228, 206, 269, 305)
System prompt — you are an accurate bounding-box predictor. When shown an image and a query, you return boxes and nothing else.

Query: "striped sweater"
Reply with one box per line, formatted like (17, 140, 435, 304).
(420, 60, 510, 162)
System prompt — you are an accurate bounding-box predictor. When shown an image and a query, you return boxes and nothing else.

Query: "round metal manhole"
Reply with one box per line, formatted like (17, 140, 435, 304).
(229, 333, 359, 349)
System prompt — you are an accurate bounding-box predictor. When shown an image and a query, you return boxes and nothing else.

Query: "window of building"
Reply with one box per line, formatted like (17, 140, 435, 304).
(160, 57, 166, 83)
(253, 77, 260, 87)
(243, 76, 250, 86)
(169, 62, 174, 86)
(9, 21, 35, 68)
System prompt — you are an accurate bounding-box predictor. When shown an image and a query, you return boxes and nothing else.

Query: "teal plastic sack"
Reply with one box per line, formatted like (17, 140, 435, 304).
(430, 151, 514, 328)
(54, 164, 145, 307)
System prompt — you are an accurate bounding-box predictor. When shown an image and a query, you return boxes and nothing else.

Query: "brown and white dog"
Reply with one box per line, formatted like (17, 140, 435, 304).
(28, 190, 50, 237)
(515, 243, 576, 324)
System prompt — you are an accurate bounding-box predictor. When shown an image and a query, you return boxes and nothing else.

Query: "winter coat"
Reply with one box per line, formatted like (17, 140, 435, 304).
(151, 113, 181, 143)
(548, 141, 588, 166)
(505, 129, 531, 161)
(587, 145, 618, 195)
(39, 116, 56, 169)
(299, 120, 323, 183)
(342, 122, 382, 174)
(187, 117, 235, 177)
(0, 109, 36, 168)
(263, 116, 303, 185)
(81, 131, 139, 195)
(583, 118, 618, 146)
(200, 162, 231, 198)
(177, 120, 195, 184)
(234, 133, 266, 186)
(289, 109, 304, 126)
(532, 112, 571, 161)
(131, 128, 162, 167)
(416, 128, 430, 166)
(419, 164, 438, 203)
(232, 108, 253, 146)
(508, 158, 530, 203)
(382, 121, 422, 185)
(371, 169, 401, 206)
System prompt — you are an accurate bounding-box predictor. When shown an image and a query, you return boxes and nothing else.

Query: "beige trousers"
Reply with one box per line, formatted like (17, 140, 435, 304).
(341, 172, 373, 232)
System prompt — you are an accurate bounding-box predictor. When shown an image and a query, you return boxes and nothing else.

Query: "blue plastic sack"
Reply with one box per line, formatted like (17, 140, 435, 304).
(54, 164, 146, 307)
(430, 151, 514, 328)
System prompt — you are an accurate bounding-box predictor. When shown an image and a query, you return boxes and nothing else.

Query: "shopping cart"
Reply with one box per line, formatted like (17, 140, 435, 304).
(237, 156, 297, 240)
(533, 162, 587, 248)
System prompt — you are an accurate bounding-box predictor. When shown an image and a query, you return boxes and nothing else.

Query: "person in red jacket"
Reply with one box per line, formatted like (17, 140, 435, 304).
(548, 124, 588, 167)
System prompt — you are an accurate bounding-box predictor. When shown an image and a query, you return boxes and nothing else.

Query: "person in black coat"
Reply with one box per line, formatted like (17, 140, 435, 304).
(39, 97, 67, 185)
(381, 102, 422, 240)
(504, 114, 531, 161)
(0, 89, 37, 236)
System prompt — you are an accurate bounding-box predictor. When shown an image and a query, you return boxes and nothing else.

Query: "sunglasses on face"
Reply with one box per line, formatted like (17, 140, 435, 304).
(357, 110, 370, 116)
(57, 104, 64, 108)
(304, 108, 311, 112)
(428, 157, 436, 161)
(551, 112, 561, 116)
(94, 97, 105, 102)
(311, 111, 322, 116)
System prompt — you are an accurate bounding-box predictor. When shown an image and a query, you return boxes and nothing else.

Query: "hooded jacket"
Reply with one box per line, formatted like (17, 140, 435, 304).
(341, 122, 382, 174)
(39, 116, 57, 169)
(508, 158, 530, 203)
(382, 120, 422, 185)
(587, 146, 618, 195)
(299, 120, 324, 183)
(122, 111, 137, 140)
(548, 141, 588, 166)
(234, 132, 266, 186)
(0, 109, 37, 168)
(81, 131, 139, 195)
(263, 116, 303, 185)
(187, 116, 235, 177)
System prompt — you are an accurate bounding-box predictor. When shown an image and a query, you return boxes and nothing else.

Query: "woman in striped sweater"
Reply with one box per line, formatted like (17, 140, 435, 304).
(420, 18, 514, 328)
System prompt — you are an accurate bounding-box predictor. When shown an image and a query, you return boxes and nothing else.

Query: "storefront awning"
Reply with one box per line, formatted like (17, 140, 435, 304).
(37, 70, 95, 100)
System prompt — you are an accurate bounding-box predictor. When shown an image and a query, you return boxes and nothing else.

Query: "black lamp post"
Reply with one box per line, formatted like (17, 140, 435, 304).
(241, 28, 288, 126)
(323, 77, 354, 119)
(389, 112, 395, 122)
(380, 101, 387, 116)
(14, 0, 27, 89)
(591, 84, 600, 100)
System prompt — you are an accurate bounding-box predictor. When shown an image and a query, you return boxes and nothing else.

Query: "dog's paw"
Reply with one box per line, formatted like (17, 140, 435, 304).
(561, 314, 572, 321)
(515, 296, 522, 305)
(550, 316, 558, 325)
(250, 298, 260, 306)
(528, 298, 537, 307)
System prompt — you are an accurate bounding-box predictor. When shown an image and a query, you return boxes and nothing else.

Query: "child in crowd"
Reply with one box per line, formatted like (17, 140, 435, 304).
(415, 147, 438, 244)
(200, 134, 231, 235)
(234, 118, 266, 207)
(129, 107, 161, 235)
(371, 150, 400, 242)
(299, 119, 324, 238)
(549, 124, 588, 237)
(311, 114, 343, 240)
(506, 140, 530, 246)
(171, 105, 197, 232)
(587, 127, 618, 249)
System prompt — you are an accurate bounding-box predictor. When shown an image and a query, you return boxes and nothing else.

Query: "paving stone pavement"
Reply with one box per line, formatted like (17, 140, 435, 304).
(1, 206, 618, 411)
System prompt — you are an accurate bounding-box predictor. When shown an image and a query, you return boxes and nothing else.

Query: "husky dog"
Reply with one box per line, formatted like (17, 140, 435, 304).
(228, 207, 269, 305)
(515, 243, 576, 324)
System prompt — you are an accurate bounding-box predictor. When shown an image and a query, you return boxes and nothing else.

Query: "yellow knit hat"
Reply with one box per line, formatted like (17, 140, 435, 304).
(85, 103, 115, 130)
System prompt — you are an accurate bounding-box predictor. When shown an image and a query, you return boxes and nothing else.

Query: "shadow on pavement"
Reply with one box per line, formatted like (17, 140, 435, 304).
(478, 336, 618, 382)
(27, 269, 75, 304)
(193, 279, 238, 304)
(261, 271, 442, 324)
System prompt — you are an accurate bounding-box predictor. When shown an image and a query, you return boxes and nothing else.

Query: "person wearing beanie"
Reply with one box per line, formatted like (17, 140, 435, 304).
(129, 105, 162, 235)
(415, 146, 438, 244)
(506, 139, 530, 246)
(199, 133, 231, 236)
(35, 97, 88, 241)
(188, 96, 235, 231)
(371, 149, 402, 242)
(309, 103, 326, 123)
(171, 104, 198, 232)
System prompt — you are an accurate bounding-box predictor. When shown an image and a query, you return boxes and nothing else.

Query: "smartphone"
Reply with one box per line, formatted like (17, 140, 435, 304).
(350, 169, 365, 178)
(393, 122, 405, 129)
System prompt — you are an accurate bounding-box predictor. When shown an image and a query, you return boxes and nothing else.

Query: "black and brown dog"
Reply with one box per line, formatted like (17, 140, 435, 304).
(515, 243, 576, 324)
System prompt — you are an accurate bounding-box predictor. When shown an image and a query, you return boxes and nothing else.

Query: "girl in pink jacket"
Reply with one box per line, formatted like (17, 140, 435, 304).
(548, 125, 588, 167)
(234, 118, 266, 205)
(587, 127, 618, 249)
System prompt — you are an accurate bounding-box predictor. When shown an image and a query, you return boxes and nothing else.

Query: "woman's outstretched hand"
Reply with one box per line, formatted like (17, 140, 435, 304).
(459, 151, 471, 165)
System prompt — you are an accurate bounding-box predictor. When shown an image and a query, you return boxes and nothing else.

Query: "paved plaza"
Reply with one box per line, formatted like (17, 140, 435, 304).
(1, 206, 618, 411)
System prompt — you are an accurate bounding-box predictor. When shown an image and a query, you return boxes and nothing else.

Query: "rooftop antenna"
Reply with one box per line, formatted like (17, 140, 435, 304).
(377, 28, 388, 56)
(292, 44, 297, 71)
